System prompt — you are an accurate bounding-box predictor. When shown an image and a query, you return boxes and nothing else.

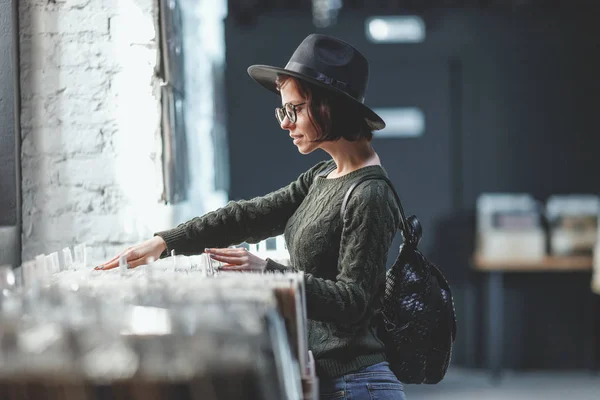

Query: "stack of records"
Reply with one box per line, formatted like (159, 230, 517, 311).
(0, 255, 312, 400)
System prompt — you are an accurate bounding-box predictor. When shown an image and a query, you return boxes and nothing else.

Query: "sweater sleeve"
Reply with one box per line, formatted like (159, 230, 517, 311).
(304, 181, 399, 325)
(155, 161, 332, 256)
(265, 258, 296, 273)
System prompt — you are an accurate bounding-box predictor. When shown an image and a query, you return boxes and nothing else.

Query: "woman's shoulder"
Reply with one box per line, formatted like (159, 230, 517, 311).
(345, 171, 400, 216)
(302, 159, 336, 180)
(288, 159, 336, 190)
(350, 175, 395, 200)
(314, 159, 336, 175)
(342, 177, 401, 231)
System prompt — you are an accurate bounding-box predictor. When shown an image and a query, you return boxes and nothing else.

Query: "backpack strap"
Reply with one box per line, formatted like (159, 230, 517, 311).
(317, 162, 337, 178)
(341, 175, 414, 245)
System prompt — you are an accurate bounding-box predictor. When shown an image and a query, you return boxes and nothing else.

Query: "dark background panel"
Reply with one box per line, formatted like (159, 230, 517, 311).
(225, 8, 600, 370)
(367, 61, 454, 267)
(226, 23, 328, 200)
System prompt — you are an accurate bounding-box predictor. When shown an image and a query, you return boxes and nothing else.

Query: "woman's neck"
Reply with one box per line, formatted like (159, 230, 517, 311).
(321, 139, 380, 178)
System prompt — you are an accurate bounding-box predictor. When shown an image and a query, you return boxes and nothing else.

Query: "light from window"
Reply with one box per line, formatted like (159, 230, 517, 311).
(373, 107, 425, 138)
(366, 16, 425, 43)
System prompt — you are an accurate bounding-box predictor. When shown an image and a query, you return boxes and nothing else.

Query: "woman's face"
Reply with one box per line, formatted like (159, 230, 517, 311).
(278, 79, 321, 155)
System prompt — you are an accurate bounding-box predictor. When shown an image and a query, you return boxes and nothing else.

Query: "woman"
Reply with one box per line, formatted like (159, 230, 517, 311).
(98, 34, 406, 400)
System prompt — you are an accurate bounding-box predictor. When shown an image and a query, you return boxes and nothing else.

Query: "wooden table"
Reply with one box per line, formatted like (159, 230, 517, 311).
(473, 254, 593, 272)
(468, 254, 595, 381)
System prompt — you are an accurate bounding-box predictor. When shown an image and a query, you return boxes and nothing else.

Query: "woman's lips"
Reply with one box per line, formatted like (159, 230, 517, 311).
(291, 135, 303, 144)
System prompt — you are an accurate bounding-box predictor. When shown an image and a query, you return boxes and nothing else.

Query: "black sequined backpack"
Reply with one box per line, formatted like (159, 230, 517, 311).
(342, 175, 457, 384)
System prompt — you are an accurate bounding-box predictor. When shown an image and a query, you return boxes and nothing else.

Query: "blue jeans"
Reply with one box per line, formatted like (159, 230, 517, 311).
(319, 361, 406, 400)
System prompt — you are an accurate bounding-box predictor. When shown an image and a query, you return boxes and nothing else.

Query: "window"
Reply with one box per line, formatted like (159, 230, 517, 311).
(158, 0, 188, 203)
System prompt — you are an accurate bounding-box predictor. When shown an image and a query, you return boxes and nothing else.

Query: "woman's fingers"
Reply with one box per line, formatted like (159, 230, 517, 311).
(206, 248, 249, 267)
(219, 264, 245, 272)
(104, 252, 124, 265)
(205, 248, 247, 256)
(206, 248, 266, 272)
(126, 257, 148, 270)
(96, 249, 131, 269)
(95, 249, 137, 270)
(96, 237, 166, 271)
(96, 255, 142, 270)
(208, 253, 248, 266)
(95, 257, 122, 270)
(100, 246, 261, 271)
(206, 248, 247, 265)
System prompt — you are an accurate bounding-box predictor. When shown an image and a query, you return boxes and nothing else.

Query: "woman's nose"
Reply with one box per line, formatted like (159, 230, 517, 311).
(280, 116, 293, 130)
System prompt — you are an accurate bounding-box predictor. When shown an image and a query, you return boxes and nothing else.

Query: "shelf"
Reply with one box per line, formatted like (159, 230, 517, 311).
(472, 254, 594, 272)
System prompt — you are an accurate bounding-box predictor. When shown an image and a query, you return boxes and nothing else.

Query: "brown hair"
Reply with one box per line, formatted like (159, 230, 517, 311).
(275, 75, 373, 142)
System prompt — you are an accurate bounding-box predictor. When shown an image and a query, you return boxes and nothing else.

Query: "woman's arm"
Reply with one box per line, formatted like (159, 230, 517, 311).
(155, 160, 332, 256)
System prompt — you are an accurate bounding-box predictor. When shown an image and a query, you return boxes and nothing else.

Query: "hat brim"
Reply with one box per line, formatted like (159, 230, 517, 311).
(247, 65, 386, 131)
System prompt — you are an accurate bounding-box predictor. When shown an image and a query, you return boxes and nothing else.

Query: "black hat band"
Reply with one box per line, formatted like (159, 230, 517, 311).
(285, 61, 363, 103)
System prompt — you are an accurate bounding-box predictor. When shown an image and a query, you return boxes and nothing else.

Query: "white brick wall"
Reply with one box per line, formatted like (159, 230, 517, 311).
(19, 0, 171, 264)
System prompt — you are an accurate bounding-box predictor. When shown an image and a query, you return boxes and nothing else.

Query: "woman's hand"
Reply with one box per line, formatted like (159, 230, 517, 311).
(205, 247, 267, 272)
(95, 236, 167, 270)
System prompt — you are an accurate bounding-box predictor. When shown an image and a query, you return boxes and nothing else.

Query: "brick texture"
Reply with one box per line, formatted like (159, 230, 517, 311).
(19, 0, 165, 264)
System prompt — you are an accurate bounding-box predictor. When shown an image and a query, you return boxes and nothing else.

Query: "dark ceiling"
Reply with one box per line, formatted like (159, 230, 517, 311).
(228, 0, 597, 12)
(228, 0, 599, 25)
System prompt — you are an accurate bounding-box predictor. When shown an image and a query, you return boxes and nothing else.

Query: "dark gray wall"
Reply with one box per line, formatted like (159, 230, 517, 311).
(225, 9, 600, 369)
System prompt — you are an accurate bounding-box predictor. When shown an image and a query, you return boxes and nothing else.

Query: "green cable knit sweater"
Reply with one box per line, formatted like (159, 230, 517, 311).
(156, 160, 400, 378)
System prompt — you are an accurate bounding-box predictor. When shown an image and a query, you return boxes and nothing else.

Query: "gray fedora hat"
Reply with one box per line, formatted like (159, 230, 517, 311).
(247, 34, 385, 131)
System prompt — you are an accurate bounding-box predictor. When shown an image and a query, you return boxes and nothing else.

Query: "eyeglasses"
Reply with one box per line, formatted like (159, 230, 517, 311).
(275, 102, 306, 124)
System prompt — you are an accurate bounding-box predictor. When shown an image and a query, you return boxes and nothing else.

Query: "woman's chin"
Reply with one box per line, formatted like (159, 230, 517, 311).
(296, 146, 314, 155)
(294, 141, 318, 155)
